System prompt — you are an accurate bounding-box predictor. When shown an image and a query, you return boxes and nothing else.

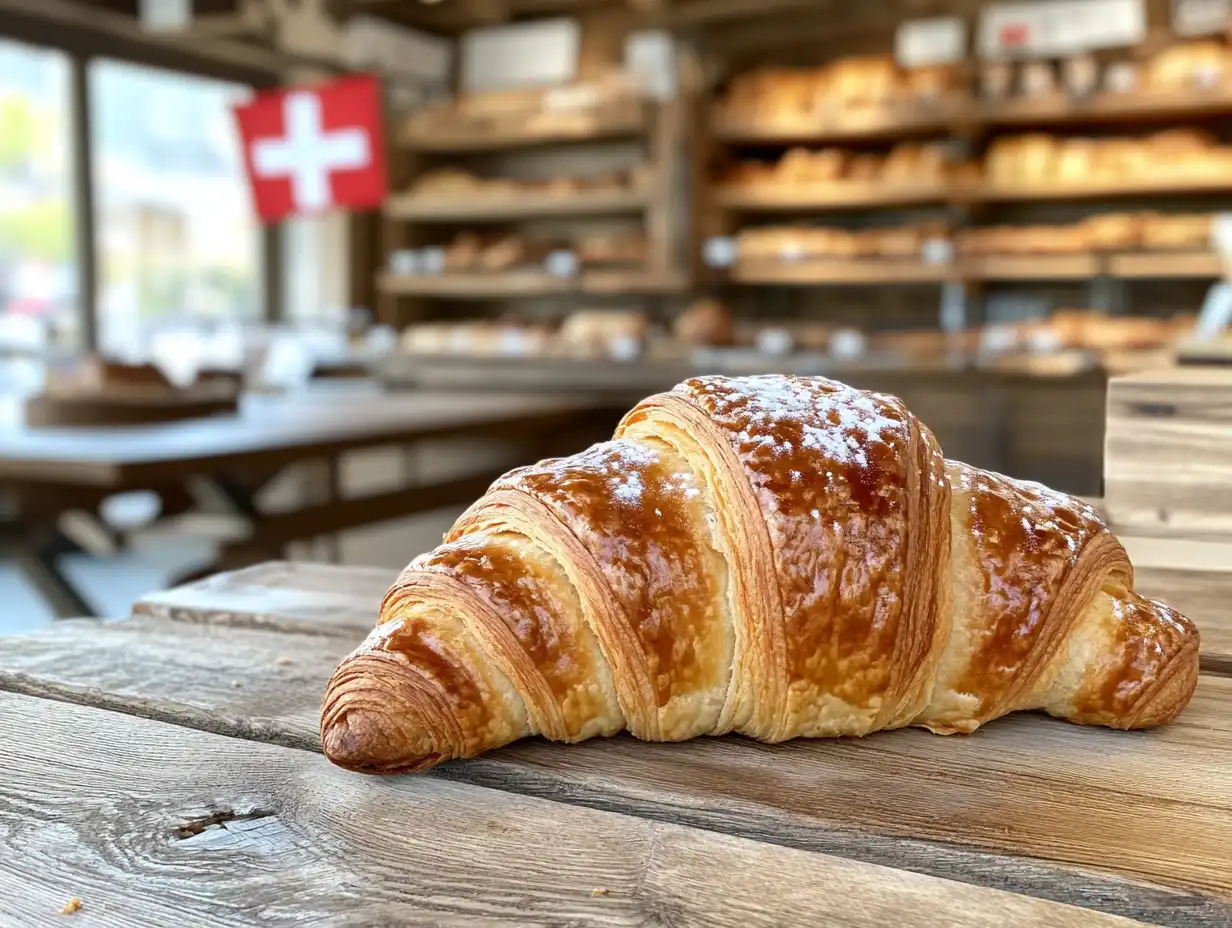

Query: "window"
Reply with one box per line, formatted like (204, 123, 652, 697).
(90, 60, 263, 354)
(0, 39, 76, 351)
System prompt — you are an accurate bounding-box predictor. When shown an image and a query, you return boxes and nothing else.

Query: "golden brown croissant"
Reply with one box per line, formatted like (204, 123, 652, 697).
(322, 376, 1199, 774)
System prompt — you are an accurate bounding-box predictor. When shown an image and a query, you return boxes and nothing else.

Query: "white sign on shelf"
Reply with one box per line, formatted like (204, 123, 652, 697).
(922, 238, 955, 265)
(139, 0, 191, 31)
(419, 247, 446, 276)
(1173, 0, 1232, 36)
(896, 17, 968, 68)
(978, 0, 1146, 59)
(461, 18, 579, 93)
(703, 236, 738, 269)
(544, 250, 580, 278)
(389, 249, 420, 276)
(626, 30, 676, 101)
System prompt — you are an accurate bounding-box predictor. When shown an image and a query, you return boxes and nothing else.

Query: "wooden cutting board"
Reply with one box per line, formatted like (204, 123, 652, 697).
(5, 563, 1230, 926)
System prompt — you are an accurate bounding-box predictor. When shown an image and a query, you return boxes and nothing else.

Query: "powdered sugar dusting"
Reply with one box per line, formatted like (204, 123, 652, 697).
(679, 375, 907, 466)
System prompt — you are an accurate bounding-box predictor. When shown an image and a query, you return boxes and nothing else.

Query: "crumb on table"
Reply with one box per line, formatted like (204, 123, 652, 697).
(590, 888, 609, 897)
(61, 898, 81, 915)
(230, 680, 243, 688)
(275, 656, 293, 666)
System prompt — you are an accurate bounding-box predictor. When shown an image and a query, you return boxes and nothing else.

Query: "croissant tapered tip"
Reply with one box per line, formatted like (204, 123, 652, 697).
(321, 656, 447, 774)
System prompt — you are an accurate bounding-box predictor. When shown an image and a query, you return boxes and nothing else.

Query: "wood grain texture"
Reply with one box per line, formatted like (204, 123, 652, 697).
(0, 615, 355, 750)
(0, 694, 1136, 928)
(2, 595, 1228, 924)
(1106, 369, 1232, 537)
(132, 562, 394, 636)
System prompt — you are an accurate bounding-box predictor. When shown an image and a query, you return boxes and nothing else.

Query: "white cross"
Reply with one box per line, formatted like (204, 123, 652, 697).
(252, 91, 370, 213)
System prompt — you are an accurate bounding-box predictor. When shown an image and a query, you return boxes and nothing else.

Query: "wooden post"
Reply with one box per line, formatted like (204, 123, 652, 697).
(69, 52, 99, 353)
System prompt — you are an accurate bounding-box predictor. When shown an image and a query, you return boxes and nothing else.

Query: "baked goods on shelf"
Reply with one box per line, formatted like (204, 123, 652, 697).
(410, 231, 650, 277)
(983, 130, 1232, 187)
(957, 213, 1215, 257)
(1144, 39, 1231, 92)
(720, 141, 951, 194)
(404, 165, 645, 202)
(736, 223, 948, 262)
(674, 299, 735, 347)
(400, 72, 646, 146)
(558, 309, 649, 360)
(401, 321, 555, 358)
(575, 231, 649, 267)
(714, 55, 959, 132)
(322, 374, 1199, 774)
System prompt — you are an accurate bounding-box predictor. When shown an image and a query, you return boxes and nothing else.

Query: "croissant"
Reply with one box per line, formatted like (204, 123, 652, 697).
(322, 376, 1199, 774)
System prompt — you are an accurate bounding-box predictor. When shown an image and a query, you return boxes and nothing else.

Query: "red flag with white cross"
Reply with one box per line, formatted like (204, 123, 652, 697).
(234, 74, 388, 223)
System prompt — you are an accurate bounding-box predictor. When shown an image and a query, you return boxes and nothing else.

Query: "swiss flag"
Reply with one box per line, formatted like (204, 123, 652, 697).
(234, 74, 388, 223)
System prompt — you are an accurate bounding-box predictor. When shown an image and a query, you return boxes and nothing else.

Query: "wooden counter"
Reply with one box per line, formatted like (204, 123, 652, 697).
(1, 560, 1228, 926)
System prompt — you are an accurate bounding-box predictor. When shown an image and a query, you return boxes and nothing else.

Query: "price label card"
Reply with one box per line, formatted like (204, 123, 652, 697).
(608, 335, 643, 362)
(390, 249, 420, 276)
(703, 236, 738, 269)
(979, 0, 1146, 59)
(897, 17, 967, 67)
(544, 250, 579, 278)
(922, 238, 955, 265)
(498, 328, 528, 357)
(1173, 0, 1231, 36)
(419, 247, 446, 276)
(755, 328, 795, 357)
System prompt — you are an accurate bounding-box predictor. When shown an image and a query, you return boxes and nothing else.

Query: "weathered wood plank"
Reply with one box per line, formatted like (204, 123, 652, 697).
(132, 562, 394, 636)
(1, 613, 1228, 925)
(0, 694, 1137, 928)
(0, 615, 353, 750)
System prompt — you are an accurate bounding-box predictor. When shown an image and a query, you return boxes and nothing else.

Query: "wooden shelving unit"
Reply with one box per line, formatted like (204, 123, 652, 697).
(378, 94, 689, 328)
(983, 88, 1232, 128)
(730, 258, 956, 286)
(384, 188, 651, 223)
(711, 102, 958, 145)
(1108, 251, 1223, 279)
(715, 182, 952, 212)
(397, 99, 651, 153)
(964, 254, 1099, 281)
(724, 251, 1223, 286)
(379, 269, 689, 300)
(975, 176, 1232, 203)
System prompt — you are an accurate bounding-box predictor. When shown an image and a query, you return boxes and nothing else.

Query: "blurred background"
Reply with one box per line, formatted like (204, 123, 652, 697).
(2, 0, 1229, 629)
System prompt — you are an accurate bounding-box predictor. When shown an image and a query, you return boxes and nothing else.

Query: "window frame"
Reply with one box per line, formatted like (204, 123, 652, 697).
(0, 8, 283, 351)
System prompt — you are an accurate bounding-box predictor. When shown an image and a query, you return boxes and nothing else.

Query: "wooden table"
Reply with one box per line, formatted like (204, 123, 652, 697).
(1, 560, 1228, 926)
(0, 387, 597, 618)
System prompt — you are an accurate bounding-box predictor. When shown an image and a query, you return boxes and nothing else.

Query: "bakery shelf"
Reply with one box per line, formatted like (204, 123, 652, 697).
(716, 182, 950, 211)
(378, 271, 577, 298)
(398, 102, 650, 153)
(384, 189, 650, 222)
(976, 176, 1232, 202)
(964, 254, 1099, 281)
(730, 258, 956, 285)
(983, 88, 1232, 128)
(710, 104, 956, 145)
(1106, 250, 1222, 279)
(377, 269, 687, 300)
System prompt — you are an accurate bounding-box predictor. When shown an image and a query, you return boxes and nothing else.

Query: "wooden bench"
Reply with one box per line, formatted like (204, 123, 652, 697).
(1, 561, 1228, 926)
